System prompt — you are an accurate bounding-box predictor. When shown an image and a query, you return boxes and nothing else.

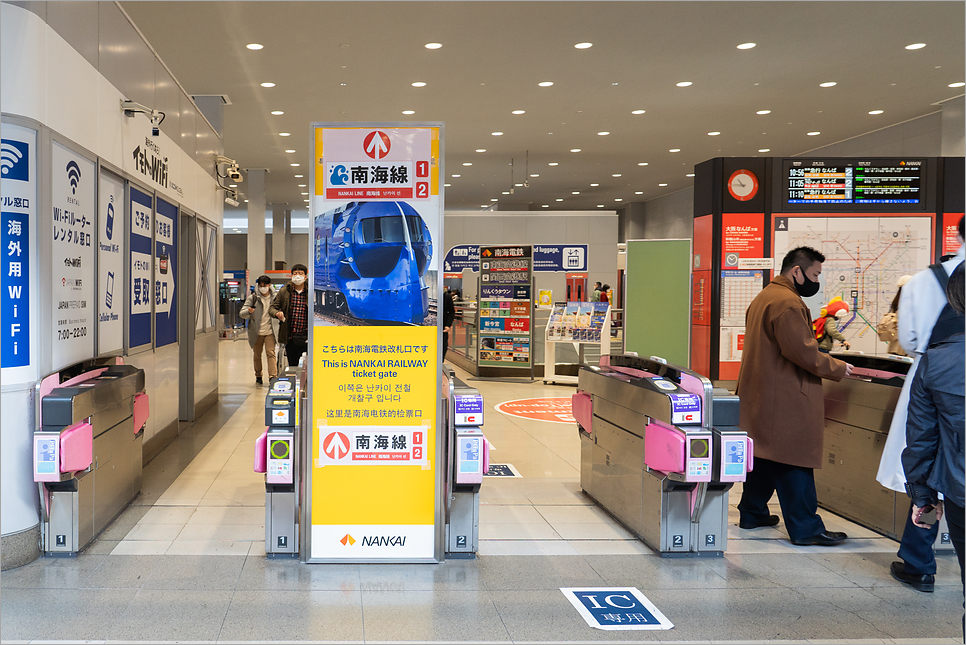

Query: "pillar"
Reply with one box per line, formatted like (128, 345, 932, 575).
(272, 203, 287, 269)
(246, 169, 267, 283)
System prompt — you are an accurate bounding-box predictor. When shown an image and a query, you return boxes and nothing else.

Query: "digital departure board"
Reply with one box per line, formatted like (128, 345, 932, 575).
(783, 158, 926, 209)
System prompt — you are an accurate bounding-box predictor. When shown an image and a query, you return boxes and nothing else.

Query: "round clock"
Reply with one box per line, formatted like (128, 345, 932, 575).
(728, 169, 759, 201)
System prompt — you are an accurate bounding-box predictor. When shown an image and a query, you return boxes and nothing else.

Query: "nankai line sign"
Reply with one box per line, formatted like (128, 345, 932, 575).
(444, 244, 587, 273)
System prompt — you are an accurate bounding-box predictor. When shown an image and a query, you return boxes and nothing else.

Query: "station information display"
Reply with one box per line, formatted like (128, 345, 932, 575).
(783, 158, 926, 208)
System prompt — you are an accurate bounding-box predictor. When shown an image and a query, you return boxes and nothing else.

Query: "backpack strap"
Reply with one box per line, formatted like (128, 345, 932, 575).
(929, 263, 949, 292)
(927, 263, 965, 346)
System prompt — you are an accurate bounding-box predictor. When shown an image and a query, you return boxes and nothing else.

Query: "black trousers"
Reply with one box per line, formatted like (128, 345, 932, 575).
(737, 457, 825, 541)
(442, 330, 449, 359)
(286, 336, 307, 367)
(897, 499, 940, 574)
(944, 500, 965, 639)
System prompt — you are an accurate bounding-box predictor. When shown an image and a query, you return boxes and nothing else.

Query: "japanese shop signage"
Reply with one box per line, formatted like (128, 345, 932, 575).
(1, 125, 35, 374)
(155, 198, 178, 347)
(129, 186, 153, 348)
(318, 128, 432, 201)
(97, 173, 124, 355)
(445, 244, 587, 273)
(50, 142, 95, 371)
(479, 245, 532, 368)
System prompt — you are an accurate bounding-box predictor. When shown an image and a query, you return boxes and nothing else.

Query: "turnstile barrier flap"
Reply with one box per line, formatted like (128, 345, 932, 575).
(254, 429, 268, 473)
(644, 420, 713, 483)
(571, 391, 593, 433)
(60, 421, 93, 474)
(133, 392, 150, 433)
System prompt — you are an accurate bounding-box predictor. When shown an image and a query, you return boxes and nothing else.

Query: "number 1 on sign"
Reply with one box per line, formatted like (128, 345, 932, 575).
(416, 161, 429, 177)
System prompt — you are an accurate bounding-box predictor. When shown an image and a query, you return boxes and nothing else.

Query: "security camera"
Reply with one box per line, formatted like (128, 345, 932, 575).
(228, 166, 243, 182)
(121, 100, 164, 137)
(150, 110, 164, 137)
(214, 155, 244, 183)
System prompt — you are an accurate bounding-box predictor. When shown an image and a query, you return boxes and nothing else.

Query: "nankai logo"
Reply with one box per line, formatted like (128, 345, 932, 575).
(340, 534, 356, 546)
(340, 533, 407, 547)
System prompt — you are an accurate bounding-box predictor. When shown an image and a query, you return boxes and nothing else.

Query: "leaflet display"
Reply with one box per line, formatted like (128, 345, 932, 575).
(546, 302, 611, 343)
(783, 158, 926, 209)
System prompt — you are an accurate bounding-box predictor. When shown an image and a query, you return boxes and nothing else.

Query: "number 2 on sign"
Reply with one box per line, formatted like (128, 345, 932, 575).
(416, 182, 429, 198)
(412, 447, 423, 459)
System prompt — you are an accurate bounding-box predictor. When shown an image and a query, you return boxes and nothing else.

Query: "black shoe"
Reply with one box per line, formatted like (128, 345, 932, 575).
(739, 514, 781, 529)
(890, 561, 935, 592)
(255, 376, 263, 385)
(791, 530, 847, 546)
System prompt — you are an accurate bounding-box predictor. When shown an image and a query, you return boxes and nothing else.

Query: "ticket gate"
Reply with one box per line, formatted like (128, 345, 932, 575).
(443, 367, 489, 558)
(254, 371, 301, 556)
(34, 364, 148, 555)
(573, 354, 752, 557)
(817, 353, 952, 550)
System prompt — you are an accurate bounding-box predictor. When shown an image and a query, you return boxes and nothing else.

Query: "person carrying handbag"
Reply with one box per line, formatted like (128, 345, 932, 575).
(877, 275, 911, 356)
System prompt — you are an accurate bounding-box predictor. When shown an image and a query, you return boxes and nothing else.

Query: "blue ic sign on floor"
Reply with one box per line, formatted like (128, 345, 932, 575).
(561, 587, 673, 630)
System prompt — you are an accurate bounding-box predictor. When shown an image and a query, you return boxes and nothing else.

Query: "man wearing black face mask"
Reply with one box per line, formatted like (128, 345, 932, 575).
(736, 246, 854, 546)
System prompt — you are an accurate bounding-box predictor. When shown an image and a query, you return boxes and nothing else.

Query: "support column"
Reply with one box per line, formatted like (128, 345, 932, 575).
(246, 169, 268, 283)
(272, 204, 287, 269)
(285, 209, 293, 265)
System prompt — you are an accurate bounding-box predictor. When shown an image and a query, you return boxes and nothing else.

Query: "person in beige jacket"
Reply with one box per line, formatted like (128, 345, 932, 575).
(736, 246, 853, 546)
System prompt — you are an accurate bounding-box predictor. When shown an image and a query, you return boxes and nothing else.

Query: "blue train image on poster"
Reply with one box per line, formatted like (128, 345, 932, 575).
(314, 201, 433, 324)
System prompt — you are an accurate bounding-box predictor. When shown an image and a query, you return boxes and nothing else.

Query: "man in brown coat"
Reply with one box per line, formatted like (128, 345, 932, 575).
(736, 246, 854, 546)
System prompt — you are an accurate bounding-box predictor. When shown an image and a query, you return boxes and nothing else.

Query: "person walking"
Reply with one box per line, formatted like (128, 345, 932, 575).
(239, 275, 280, 385)
(736, 246, 853, 546)
(592, 282, 602, 302)
(442, 286, 456, 359)
(599, 284, 610, 305)
(879, 216, 965, 592)
(270, 263, 310, 368)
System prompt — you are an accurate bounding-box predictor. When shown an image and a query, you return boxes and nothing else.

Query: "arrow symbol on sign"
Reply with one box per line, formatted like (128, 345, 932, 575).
(364, 131, 391, 159)
(323, 431, 350, 459)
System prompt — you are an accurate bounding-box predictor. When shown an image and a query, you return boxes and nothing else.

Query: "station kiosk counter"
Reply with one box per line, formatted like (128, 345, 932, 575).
(817, 352, 952, 549)
(573, 354, 752, 557)
(33, 364, 148, 555)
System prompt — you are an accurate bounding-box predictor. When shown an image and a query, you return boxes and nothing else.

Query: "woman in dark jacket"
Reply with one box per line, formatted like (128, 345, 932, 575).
(442, 288, 456, 359)
(902, 262, 965, 609)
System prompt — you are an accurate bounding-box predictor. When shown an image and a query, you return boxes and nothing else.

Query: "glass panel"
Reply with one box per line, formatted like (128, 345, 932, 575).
(195, 218, 206, 332)
(205, 225, 218, 328)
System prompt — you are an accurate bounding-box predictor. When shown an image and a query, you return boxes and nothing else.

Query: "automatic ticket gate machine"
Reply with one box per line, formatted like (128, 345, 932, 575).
(33, 364, 149, 555)
(254, 372, 301, 556)
(572, 354, 752, 557)
(442, 367, 490, 558)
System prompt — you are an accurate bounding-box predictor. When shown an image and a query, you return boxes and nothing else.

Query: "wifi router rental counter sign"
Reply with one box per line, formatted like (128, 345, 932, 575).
(1, 126, 34, 372)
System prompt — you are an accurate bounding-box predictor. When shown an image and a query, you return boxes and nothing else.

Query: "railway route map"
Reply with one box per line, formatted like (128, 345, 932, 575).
(773, 216, 932, 355)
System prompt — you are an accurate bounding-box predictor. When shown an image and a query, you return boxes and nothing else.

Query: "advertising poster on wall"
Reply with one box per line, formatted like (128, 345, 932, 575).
(129, 186, 153, 348)
(1, 124, 36, 377)
(155, 198, 178, 347)
(309, 124, 442, 562)
(478, 245, 532, 368)
(97, 173, 125, 355)
(50, 142, 95, 371)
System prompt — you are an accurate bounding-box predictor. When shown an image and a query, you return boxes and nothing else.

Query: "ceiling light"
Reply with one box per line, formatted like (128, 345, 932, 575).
(905, 43, 926, 50)
(503, 191, 510, 195)
(492, 132, 504, 136)
(462, 162, 472, 166)
(515, 183, 523, 187)
(285, 149, 295, 153)
(949, 82, 966, 88)
(708, 131, 720, 136)
(572, 191, 580, 195)
(301, 192, 308, 196)
(669, 148, 681, 153)
(615, 198, 622, 202)
(598, 131, 610, 136)
(512, 110, 526, 115)
(298, 184, 306, 187)
(530, 174, 539, 177)
(412, 82, 427, 87)
(229, 184, 237, 188)
(676, 81, 692, 87)
(574, 42, 593, 49)
(480, 205, 487, 208)
(686, 173, 695, 177)
(570, 148, 581, 152)
(247, 43, 264, 50)
(340, 83, 347, 86)
(611, 82, 619, 86)
(659, 183, 668, 187)
(279, 132, 291, 136)
(597, 204, 604, 208)
(491, 198, 498, 202)
(758, 148, 771, 153)
(542, 204, 550, 208)
(632, 110, 646, 115)
(820, 82, 837, 87)
(548, 162, 558, 166)
(612, 174, 621, 177)
(737, 42, 756, 49)
(807, 131, 821, 136)
(556, 198, 563, 202)
(638, 162, 649, 166)
(244, 199, 249, 203)
(233, 229, 240, 232)
(425, 43, 442, 49)
(869, 110, 884, 115)
(476, 149, 486, 153)
(451, 174, 461, 178)
(295, 174, 303, 178)
(271, 110, 284, 115)
(402, 110, 415, 115)
(260, 82, 275, 88)
(444, 183, 451, 187)
(590, 183, 599, 187)
(635, 191, 643, 195)
(291, 163, 300, 166)
(757, 110, 771, 115)
(538, 81, 554, 87)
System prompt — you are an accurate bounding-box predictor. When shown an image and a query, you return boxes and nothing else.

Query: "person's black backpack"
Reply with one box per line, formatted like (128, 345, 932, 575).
(927, 263, 965, 346)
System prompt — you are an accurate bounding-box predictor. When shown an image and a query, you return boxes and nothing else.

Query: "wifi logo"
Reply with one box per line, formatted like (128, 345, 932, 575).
(65, 160, 81, 194)
(0, 140, 29, 182)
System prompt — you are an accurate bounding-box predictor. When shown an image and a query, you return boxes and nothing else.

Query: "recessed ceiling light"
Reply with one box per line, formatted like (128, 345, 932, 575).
(598, 131, 610, 136)
(340, 83, 347, 86)
(279, 132, 291, 136)
(451, 174, 461, 178)
(480, 205, 487, 208)
(402, 110, 415, 115)
(515, 183, 523, 187)
(659, 183, 668, 187)
(758, 148, 771, 153)
(294, 174, 303, 178)
(737, 42, 756, 49)
(570, 148, 581, 152)
(298, 184, 306, 187)
(572, 191, 580, 195)
(512, 110, 526, 115)
(444, 183, 451, 187)
(949, 82, 965, 88)
(632, 110, 646, 115)
(708, 131, 721, 136)
(538, 81, 554, 87)
(491, 198, 498, 201)
(548, 162, 558, 166)
(542, 204, 550, 208)
(676, 81, 692, 87)
(301, 192, 308, 196)
(244, 199, 249, 203)
(492, 132, 504, 136)
(229, 184, 237, 188)
(638, 162, 649, 166)
(669, 148, 681, 153)
(612, 174, 621, 177)
(476, 149, 486, 153)
(233, 229, 240, 232)
(597, 204, 604, 208)
(820, 82, 837, 87)
(528, 174, 538, 178)
(590, 183, 599, 187)
(807, 131, 821, 136)
(285, 149, 295, 153)
(686, 173, 695, 177)
(261, 82, 275, 88)
(869, 110, 884, 115)
(291, 163, 300, 166)
(756, 110, 771, 115)
(271, 110, 284, 115)
(615, 198, 622, 202)
(503, 191, 510, 195)
(635, 191, 643, 195)
(556, 198, 563, 202)
(425, 43, 442, 49)
(575, 42, 593, 49)
(905, 43, 926, 50)
(412, 82, 427, 87)
(462, 162, 472, 166)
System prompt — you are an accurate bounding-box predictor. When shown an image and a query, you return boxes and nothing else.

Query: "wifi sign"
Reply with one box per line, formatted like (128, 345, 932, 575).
(0, 140, 29, 182)
(65, 161, 81, 195)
